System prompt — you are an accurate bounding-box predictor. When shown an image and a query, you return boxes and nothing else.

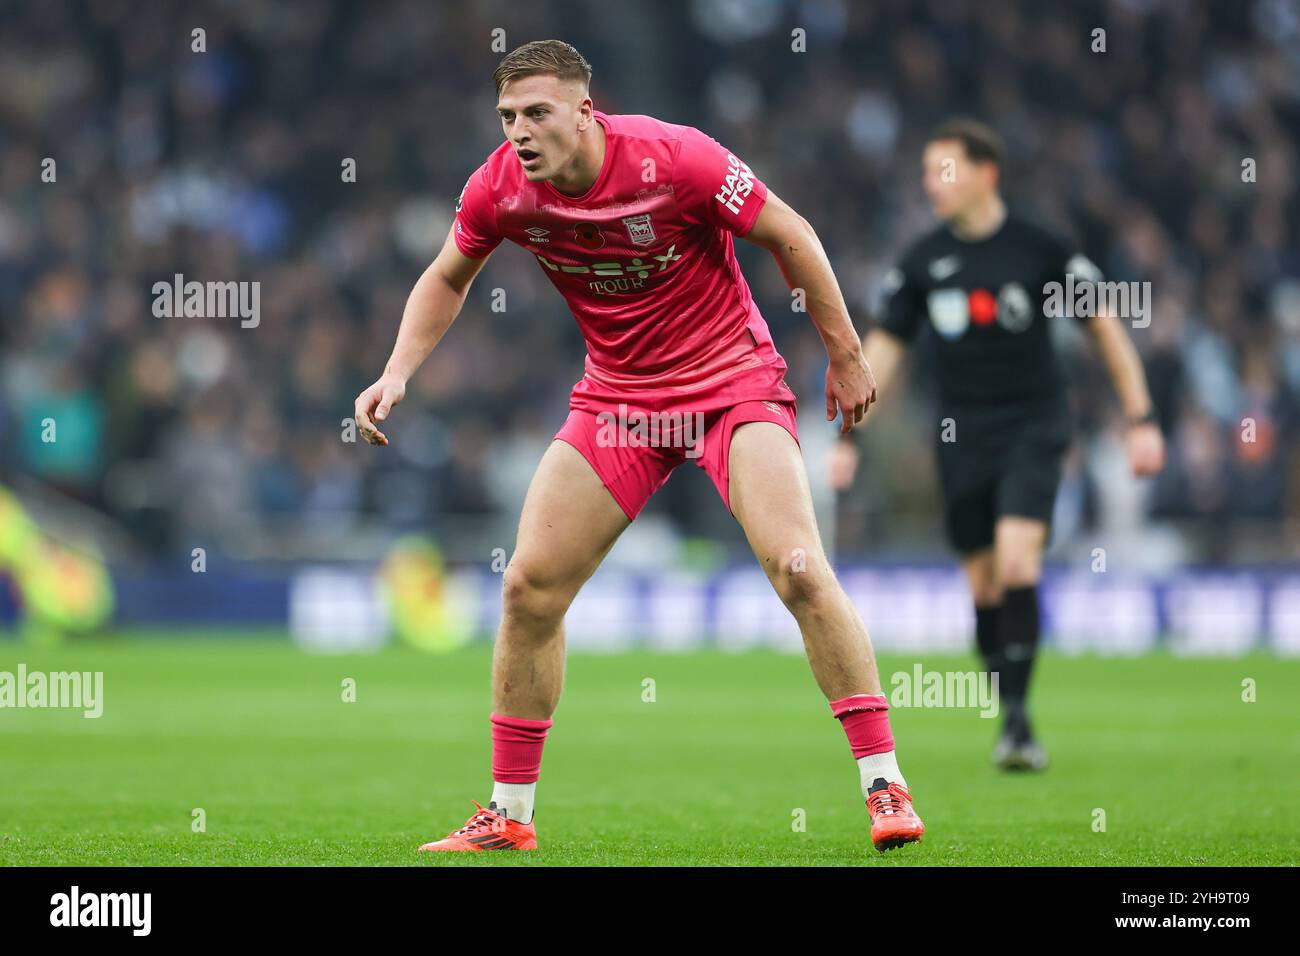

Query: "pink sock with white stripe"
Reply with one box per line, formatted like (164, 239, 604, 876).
(489, 712, 552, 824)
(830, 693, 907, 791)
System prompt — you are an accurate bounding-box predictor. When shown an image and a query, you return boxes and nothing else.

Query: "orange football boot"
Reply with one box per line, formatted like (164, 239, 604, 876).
(866, 777, 925, 852)
(418, 801, 538, 852)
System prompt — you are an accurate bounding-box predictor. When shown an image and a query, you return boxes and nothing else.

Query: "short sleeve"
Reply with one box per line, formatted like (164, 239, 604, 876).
(1044, 230, 1104, 324)
(671, 126, 768, 236)
(452, 165, 502, 259)
(878, 259, 925, 342)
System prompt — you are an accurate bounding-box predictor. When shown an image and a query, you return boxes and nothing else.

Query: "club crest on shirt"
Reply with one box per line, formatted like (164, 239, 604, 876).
(621, 214, 656, 246)
(927, 288, 969, 339)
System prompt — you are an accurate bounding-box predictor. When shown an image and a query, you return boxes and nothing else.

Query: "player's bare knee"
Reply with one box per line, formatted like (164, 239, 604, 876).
(997, 557, 1040, 590)
(769, 551, 834, 611)
(501, 561, 574, 629)
(967, 567, 1002, 605)
(962, 550, 1001, 606)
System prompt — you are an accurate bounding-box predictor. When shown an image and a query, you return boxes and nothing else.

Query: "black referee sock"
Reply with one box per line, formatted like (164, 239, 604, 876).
(974, 604, 1003, 676)
(998, 586, 1041, 743)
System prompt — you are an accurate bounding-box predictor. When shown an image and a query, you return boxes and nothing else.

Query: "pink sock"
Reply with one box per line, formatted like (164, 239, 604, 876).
(830, 694, 895, 758)
(490, 712, 552, 783)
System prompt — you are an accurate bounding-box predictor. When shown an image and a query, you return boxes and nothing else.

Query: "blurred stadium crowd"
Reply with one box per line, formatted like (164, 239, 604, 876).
(3, 0, 1299, 565)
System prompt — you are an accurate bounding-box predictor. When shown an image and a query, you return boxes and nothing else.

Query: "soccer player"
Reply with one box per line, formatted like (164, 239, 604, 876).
(352, 40, 924, 852)
(844, 118, 1166, 770)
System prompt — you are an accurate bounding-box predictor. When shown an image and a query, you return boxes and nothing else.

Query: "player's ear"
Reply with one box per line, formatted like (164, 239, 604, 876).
(575, 89, 594, 130)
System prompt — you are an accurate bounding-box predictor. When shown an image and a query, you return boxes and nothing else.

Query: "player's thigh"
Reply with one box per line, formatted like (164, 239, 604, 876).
(727, 421, 831, 601)
(961, 548, 1000, 606)
(994, 437, 1062, 587)
(510, 439, 631, 597)
(993, 516, 1048, 588)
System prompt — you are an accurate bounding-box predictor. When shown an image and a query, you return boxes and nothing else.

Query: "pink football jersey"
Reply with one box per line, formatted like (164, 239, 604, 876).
(453, 111, 791, 408)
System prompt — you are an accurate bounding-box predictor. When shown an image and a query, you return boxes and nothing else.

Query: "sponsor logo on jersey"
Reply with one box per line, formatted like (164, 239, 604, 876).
(928, 255, 961, 280)
(533, 244, 684, 295)
(524, 226, 550, 243)
(714, 153, 755, 216)
(927, 288, 969, 339)
(621, 213, 656, 246)
(997, 282, 1034, 333)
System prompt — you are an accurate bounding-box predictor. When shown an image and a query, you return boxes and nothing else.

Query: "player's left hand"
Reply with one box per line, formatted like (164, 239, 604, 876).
(1126, 421, 1165, 476)
(826, 349, 877, 434)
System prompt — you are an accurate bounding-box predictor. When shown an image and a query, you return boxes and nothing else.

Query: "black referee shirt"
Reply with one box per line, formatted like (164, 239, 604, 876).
(879, 213, 1099, 436)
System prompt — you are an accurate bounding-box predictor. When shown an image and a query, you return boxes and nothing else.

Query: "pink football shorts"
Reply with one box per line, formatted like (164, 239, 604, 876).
(554, 396, 800, 520)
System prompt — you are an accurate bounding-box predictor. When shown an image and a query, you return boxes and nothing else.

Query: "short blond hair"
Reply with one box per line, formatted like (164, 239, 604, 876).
(493, 40, 592, 95)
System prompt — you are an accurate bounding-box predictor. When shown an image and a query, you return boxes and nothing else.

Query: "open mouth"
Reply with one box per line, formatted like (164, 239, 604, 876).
(517, 148, 541, 167)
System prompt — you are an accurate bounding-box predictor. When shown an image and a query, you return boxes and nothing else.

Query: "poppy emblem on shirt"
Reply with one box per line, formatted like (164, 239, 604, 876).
(621, 214, 656, 246)
(574, 222, 605, 249)
(968, 288, 997, 326)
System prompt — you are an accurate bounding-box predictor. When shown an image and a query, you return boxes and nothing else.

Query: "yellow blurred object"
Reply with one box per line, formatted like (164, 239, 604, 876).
(0, 485, 40, 566)
(378, 535, 474, 652)
(0, 485, 115, 642)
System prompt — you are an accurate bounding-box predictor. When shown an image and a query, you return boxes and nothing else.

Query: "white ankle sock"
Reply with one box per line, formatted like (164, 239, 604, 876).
(490, 782, 536, 824)
(857, 751, 906, 796)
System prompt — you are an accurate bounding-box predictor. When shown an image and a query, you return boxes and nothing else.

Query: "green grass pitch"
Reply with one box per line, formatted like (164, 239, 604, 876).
(1, 635, 1296, 866)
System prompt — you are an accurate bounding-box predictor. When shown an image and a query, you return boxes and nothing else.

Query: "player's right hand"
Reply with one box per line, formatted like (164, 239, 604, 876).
(826, 348, 877, 434)
(353, 373, 407, 446)
(1126, 421, 1165, 477)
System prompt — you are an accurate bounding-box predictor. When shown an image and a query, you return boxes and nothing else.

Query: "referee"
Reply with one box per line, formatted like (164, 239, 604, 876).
(847, 118, 1165, 770)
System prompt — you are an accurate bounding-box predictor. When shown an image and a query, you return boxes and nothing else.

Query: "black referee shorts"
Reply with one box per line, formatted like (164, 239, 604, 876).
(934, 417, 1070, 555)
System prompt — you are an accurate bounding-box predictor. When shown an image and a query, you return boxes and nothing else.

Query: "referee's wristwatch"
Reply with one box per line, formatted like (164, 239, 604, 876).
(1128, 410, 1158, 428)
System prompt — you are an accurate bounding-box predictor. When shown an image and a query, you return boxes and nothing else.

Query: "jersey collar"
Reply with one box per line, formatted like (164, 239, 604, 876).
(946, 207, 1009, 245)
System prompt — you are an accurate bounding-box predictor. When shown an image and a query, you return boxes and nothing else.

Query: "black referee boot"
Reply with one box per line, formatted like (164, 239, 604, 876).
(993, 699, 1048, 771)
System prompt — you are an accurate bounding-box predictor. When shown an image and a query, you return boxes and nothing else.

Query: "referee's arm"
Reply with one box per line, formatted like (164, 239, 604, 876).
(1084, 312, 1166, 476)
(834, 323, 908, 441)
(828, 327, 906, 491)
(863, 327, 908, 400)
(862, 259, 924, 409)
(827, 262, 919, 488)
